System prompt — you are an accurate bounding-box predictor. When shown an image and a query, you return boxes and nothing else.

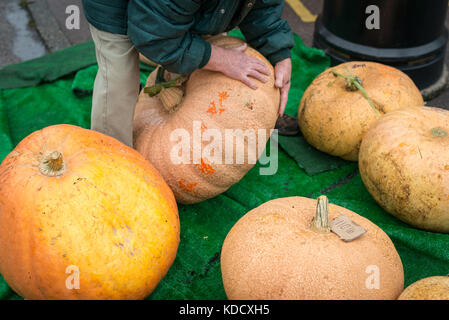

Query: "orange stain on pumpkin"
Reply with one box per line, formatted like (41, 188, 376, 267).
(206, 101, 217, 115)
(195, 158, 216, 177)
(219, 91, 229, 102)
(206, 92, 229, 115)
(247, 49, 264, 60)
(218, 91, 228, 114)
(178, 178, 198, 195)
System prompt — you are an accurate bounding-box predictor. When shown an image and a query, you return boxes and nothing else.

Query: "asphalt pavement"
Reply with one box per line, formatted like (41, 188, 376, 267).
(0, 0, 47, 66)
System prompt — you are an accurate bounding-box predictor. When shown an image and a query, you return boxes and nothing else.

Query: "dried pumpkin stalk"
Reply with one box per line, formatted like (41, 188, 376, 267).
(144, 66, 186, 111)
(331, 69, 380, 116)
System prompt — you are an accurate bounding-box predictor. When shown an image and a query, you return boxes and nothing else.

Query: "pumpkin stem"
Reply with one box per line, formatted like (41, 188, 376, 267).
(144, 66, 185, 96)
(310, 195, 331, 234)
(39, 151, 65, 177)
(155, 65, 166, 84)
(144, 66, 186, 112)
(431, 127, 447, 137)
(143, 76, 183, 97)
(331, 70, 380, 116)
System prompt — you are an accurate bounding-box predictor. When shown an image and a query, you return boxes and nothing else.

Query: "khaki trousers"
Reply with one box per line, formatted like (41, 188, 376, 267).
(89, 24, 140, 147)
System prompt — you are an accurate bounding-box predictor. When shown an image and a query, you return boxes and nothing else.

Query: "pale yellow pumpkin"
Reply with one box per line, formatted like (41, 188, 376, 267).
(359, 106, 449, 233)
(298, 61, 424, 161)
(398, 276, 449, 300)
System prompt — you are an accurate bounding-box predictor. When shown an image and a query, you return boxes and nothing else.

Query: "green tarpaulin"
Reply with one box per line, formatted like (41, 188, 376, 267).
(0, 30, 448, 300)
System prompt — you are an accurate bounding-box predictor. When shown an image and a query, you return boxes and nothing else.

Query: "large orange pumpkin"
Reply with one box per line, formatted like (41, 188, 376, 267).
(298, 61, 424, 161)
(359, 106, 449, 233)
(0, 124, 180, 299)
(133, 36, 280, 204)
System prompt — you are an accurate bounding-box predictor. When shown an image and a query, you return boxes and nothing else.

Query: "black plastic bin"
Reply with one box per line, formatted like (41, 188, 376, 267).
(313, 0, 448, 90)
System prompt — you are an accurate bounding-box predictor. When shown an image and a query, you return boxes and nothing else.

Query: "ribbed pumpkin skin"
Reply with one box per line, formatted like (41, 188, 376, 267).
(133, 36, 280, 204)
(221, 197, 404, 300)
(298, 61, 424, 161)
(359, 106, 449, 233)
(0, 124, 180, 299)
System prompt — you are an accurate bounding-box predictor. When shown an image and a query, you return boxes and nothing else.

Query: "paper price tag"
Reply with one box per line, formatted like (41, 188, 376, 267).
(330, 215, 366, 242)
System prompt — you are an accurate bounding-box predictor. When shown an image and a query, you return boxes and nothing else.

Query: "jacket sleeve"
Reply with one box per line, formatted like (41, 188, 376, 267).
(127, 0, 211, 74)
(239, 0, 294, 65)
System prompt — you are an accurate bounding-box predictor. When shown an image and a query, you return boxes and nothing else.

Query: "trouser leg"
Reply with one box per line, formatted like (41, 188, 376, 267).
(89, 24, 140, 147)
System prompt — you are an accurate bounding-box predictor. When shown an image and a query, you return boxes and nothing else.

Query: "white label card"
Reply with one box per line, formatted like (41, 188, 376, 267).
(330, 215, 367, 242)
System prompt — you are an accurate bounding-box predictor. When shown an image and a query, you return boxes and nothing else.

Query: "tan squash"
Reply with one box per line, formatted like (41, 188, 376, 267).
(0, 124, 180, 299)
(359, 106, 449, 233)
(398, 276, 449, 300)
(139, 53, 157, 67)
(298, 61, 424, 161)
(221, 196, 404, 300)
(133, 36, 280, 204)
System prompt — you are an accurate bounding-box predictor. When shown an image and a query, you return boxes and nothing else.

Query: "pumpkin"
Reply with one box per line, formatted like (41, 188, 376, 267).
(139, 53, 157, 67)
(0, 124, 180, 299)
(220, 196, 404, 300)
(398, 276, 449, 300)
(359, 106, 449, 233)
(298, 61, 424, 161)
(133, 36, 280, 204)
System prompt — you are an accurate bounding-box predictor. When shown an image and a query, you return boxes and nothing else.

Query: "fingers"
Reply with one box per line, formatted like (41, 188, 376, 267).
(234, 43, 248, 52)
(275, 70, 284, 88)
(224, 45, 274, 89)
(252, 60, 271, 76)
(240, 76, 258, 90)
(248, 69, 268, 84)
(234, 44, 271, 75)
(278, 82, 290, 116)
(242, 61, 270, 88)
(274, 58, 292, 113)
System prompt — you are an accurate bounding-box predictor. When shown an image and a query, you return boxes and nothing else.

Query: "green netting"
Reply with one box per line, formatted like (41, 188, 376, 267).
(71, 65, 152, 98)
(0, 31, 448, 300)
(277, 135, 350, 175)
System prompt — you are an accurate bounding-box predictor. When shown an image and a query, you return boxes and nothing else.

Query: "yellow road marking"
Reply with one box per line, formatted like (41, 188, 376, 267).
(285, 0, 317, 23)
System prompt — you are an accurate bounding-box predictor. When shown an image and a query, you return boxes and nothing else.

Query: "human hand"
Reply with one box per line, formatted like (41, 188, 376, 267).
(203, 44, 271, 89)
(274, 58, 292, 116)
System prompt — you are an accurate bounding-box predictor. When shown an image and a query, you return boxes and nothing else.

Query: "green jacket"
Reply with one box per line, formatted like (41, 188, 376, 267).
(83, 0, 294, 74)
(83, 0, 129, 35)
